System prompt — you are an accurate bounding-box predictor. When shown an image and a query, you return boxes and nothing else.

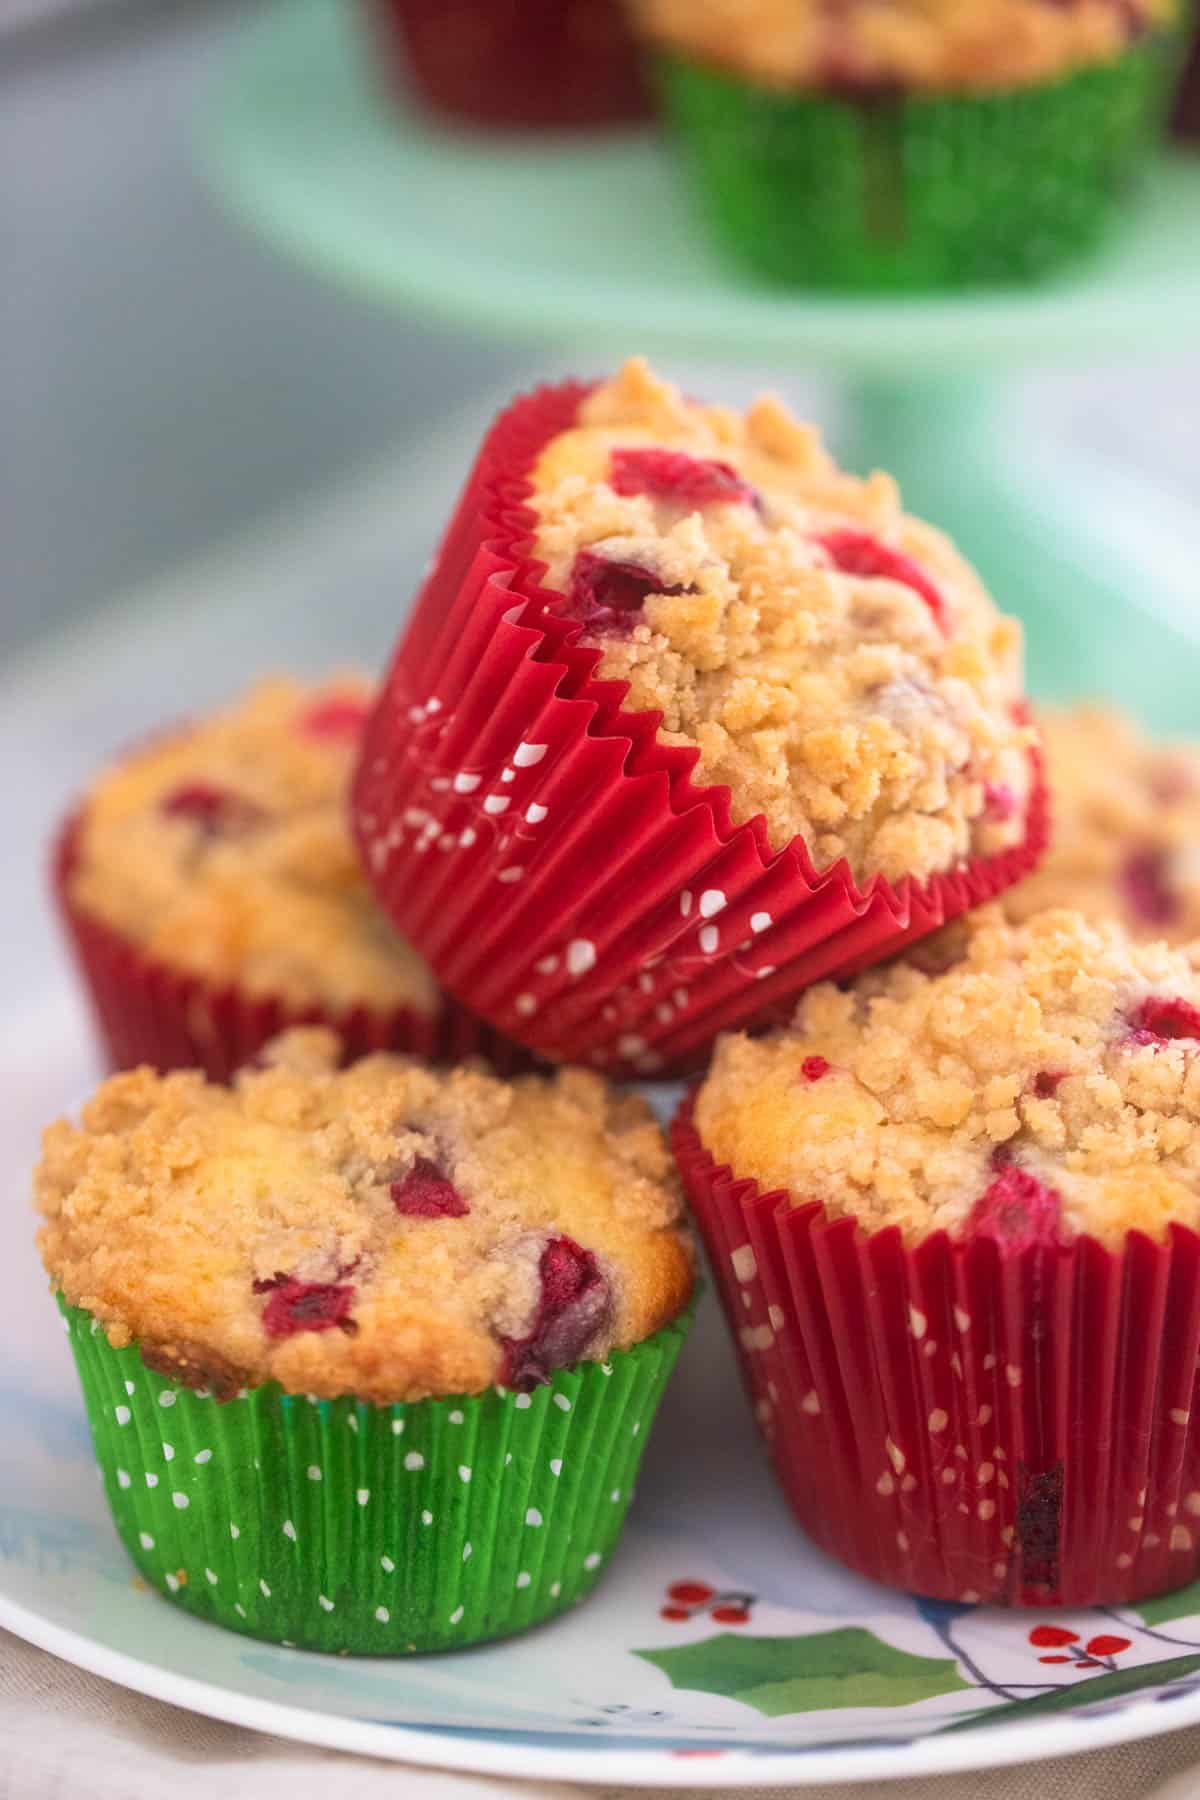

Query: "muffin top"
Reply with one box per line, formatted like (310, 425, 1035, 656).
(631, 0, 1167, 92)
(37, 1029, 693, 1403)
(1005, 704, 1200, 946)
(68, 677, 437, 1018)
(530, 360, 1034, 886)
(695, 907, 1200, 1249)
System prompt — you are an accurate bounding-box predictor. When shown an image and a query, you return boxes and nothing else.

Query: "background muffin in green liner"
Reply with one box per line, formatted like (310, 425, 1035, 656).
(61, 1298, 692, 1654)
(657, 39, 1176, 290)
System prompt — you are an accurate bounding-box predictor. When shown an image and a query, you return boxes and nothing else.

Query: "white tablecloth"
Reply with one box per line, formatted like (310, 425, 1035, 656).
(6, 1629, 1200, 1800)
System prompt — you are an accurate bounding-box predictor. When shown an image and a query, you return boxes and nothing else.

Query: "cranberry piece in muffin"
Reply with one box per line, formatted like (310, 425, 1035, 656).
(36, 1030, 693, 1403)
(1005, 703, 1200, 945)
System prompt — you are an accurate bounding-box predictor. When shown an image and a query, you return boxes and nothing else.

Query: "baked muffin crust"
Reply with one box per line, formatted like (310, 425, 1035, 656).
(530, 360, 1034, 886)
(631, 0, 1169, 93)
(695, 906, 1200, 1248)
(69, 677, 437, 1017)
(1005, 704, 1200, 945)
(37, 1030, 693, 1403)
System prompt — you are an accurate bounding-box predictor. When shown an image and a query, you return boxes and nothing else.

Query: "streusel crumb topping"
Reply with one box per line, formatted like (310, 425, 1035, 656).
(696, 906, 1200, 1248)
(69, 677, 437, 1016)
(37, 1030, 693, 1403)
(1005, 704, 1200, 946)
(530, 360, 1033, 885)
(632, 0, 1170, 93)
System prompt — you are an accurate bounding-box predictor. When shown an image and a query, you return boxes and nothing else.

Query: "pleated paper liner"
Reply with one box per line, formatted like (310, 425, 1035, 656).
(360, 0, 652, 131)
(61, 1297, 691, 1654)
(352, 379, 1049, 1080)
(53, 813, 531, 1081)
(672, 1099, 1200, 1610)
(654, 39, 1175, 291)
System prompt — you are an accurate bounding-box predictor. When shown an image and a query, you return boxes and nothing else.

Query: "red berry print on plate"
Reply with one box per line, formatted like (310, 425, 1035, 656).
(391, 1156, 470, 1218)
(659, 1579, 755, 1626)
(818, 528, 948, 632)
(160, 783, 262, 837)
(667, 1580, 715, 1606)
(609, 447, 758, 511)
(967, 1163, 1062, 1250)
(500, 1235, 613, 1390)
(1127, 995, 1200, 1046)
(299, 695, 370, 740)
(258, 1277, 357, 1338)
(1029, 1624, 1078, 1648)
(1085, 1634, 1131, 1658)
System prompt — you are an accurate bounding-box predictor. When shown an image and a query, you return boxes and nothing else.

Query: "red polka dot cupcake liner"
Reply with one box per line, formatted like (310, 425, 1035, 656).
(360, 0, 652, 132)
(352, 379, 1049, 1080)
(673, 1096, 1200, 1610)
(53, 813, 530, 1081)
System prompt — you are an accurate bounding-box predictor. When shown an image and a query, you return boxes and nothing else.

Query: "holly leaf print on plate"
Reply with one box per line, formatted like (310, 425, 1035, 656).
(1138, 1582, 1200, 1629)
(938, 1652, 1200, 1731)
(635, 1629, 969, 1716)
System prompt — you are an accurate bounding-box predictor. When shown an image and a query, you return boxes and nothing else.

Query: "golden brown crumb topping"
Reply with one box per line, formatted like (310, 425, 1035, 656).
(695, 906, 1200, 1248)
(530, 361, 1033, 886)
(631, 0, 1170, 92)
(1005, 704, 1200, 946)
(37, 1030, 693, 1402)
(68, 677, 437, 1016)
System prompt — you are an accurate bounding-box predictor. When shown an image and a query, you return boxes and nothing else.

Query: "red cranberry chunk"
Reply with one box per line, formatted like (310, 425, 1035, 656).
(982, 782, 1016, 823)
(609, 447, 758, 511)
(966, 1164, 1062, 1251)
(500, 1235, 613, 1390)
(391, 1156, 469, 1218)
(1120, 848, 1180, 929)
(261, 1278, 356, 1338)
(1032, 1070, 1066, 1099)
(299, 696, 370, 740)
(1128, 995, 1200, 1045)
(818, 529, 948, 633)
(564, 549, 687, 637)
(161, 782, 262, 838)
(801, 1056, 831, 1082)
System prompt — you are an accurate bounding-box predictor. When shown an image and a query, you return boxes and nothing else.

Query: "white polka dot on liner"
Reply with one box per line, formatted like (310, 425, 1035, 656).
(158, 1392, 176, 1409)
(116, 1470, 131, 1489)
(458, 1466, 472, 1484)
(516, 1572, 531, 1589)
(375, 1606, 390, 1623)
(307, 1466, 322, 1482)
(357, 1489, 370, 1506)
(172, 1494, 189, 1510)
(114, 1407, 131, 1426)
(318, 1595, 334, 1612)
(139, 1533, 154, 1551)
(259, 1580, 271, 1598)
(526, 1509, 542, 1528)
(165, 1574, 180, 1594)
(549, 1459, 563, 1477)
(404, 1452, 425, 1472)
(584, 1553, 602, 1571)
(449, 1605, 464, 1625)
(381, 1555, 395, 1573)
(553, 1395, 571, 1413)
(194, 1449, 212, 1465)
(462, 1543, 472, 1562)
(514, 1394, 532, 1411)
(144, 1474, 158, 1489)
(282, 1521, 297, 1541)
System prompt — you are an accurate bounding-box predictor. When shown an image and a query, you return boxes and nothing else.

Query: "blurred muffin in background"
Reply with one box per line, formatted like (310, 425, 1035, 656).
(1005, 703, 1200, 942)
(363, 0, 651, 131)
(630, 0, 1178, 288)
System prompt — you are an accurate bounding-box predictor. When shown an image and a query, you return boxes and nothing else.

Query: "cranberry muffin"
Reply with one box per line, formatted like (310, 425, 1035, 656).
(677, 906, 1200, 1607)
(57, 675, 518, 1078)
(1005, 703, 1200, 944)
(354, 360, 1045, 1075)
(39, 1029, 694, 1650)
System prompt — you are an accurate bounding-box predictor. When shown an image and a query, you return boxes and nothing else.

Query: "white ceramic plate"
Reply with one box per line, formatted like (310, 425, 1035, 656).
(5, 414, 1200, 1787)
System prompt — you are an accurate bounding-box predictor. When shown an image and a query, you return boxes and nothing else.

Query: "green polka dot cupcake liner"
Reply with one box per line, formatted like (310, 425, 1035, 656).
(60, 1298, 692, 1654)
(656, 38, 1176, 291)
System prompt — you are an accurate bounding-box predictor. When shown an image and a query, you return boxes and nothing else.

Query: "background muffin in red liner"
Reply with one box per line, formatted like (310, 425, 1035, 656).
(672, 1097, 1200, 1611)
(54, 813, 528, 1080)
(352, 378, 1048, 1079)
(361, 0, 651, 131)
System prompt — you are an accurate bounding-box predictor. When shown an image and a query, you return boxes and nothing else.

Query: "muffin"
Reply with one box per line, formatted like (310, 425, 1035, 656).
(38, 1029, 694, 1652)
(56, 675, 523, 1080)
(354, 359, 1045, 1077)
(1005, 703, 1200, 942)
(630, 0, 1176, 288)
(361, 0, 651, 131)
(675, 905, 1200, 1608)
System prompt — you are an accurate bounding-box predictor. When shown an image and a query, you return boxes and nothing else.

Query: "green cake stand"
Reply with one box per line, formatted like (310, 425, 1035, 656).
(208, 0, 1200, 730)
